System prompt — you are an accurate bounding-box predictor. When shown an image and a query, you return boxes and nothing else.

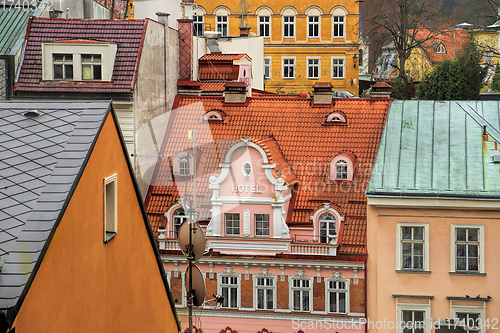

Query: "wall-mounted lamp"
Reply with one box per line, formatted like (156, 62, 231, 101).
(353, 54, 358, 68)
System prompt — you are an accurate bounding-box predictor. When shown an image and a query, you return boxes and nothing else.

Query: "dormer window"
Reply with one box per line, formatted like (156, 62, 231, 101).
(53, 54, 73, 80)
(42, 41, 117, 81)
(178, 158, 191, 176)
(326, 112, 346, 124)
(433, 42, 446, 54)
(173, 152, 194, 176)
(330, 154, 354, 182)
(204, 110, 224, 122)
(319, 212, 336, 243)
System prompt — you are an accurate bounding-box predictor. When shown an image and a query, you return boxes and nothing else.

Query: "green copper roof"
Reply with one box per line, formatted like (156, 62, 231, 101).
(0, 1, 47, 56)
(366, 100, 500, 199)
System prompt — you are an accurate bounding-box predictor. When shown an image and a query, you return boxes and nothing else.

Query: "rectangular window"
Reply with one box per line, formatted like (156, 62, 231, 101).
(104, 174, 117, 242)
(256, 277, 274, 310)
(402, 310, 425, 333)
(283, 16, 295, 38)
(259, 16, 270, 37)
(81, 54, 102, 80)
(291, 279, 310, 312)
(193, 15, 204, 36)
(308, 16, 319, 38)
(401, 226, 424, 270)
(217, 16, 228, 37)
(255, 214, 270, 236)
(308, 58, 320, 79)
(333, 16, 344, 37)
(221, 276, 238, 308)
(328, 280, 347, 313)
(332, 58, 344, 78)
(283, 58, 295, 78)
(53, 54, 73, 80)
(457, 313, 480, 333)
(455, 228, 479, 272)
(264, 58, 271, 79)
(225, 213, 240, 236)
(178, 159, 190, 176)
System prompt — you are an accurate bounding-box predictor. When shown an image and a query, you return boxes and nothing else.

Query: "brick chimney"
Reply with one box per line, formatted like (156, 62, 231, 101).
(312, 82, 333, 106)
(239, 27, 251, 37)
(178, 18, 194, 81)
(224, 82, 247, 103)
(370, 81, 392, 98)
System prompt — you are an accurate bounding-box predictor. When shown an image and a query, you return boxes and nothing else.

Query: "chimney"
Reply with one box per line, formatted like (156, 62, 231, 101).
(178, 18, 194, 81)
(312, 82, 334, 106)
(239, 26, 251, 37)
(224, 82, 247, 103)
(370, 81, 392, 98)
(156, 12, 170, 27)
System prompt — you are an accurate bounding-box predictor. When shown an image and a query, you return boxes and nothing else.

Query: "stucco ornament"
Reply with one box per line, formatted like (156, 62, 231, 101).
(207, 219, 213, 233)
(243, 209, 251, 236)
(223, 266, 236, 275)
(333, 271, 342, 280)
(281, 209, 290, 237)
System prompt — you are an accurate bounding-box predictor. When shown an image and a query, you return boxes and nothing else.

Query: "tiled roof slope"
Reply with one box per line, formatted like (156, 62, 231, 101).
(415, 29, 469, 63)
(146, 96, 391, 255)
(15, 18, 147, 94)
(367, 100, 500, 198)
(0, 101, 111, 312)
(199, 54, 246, 61)
(0, 1, 48, 56)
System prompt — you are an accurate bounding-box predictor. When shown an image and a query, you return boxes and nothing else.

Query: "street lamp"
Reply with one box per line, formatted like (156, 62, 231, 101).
(353, 54, 358, 68)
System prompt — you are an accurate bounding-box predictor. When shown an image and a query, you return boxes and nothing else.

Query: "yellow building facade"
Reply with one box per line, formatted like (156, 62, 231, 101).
(192, 0, 360, 94)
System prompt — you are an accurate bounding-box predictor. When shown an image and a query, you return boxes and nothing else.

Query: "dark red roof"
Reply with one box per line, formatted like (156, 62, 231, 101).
(145, 94, 391, 255)
(15, 18, 148, 95)
(199, 54, 246, 61)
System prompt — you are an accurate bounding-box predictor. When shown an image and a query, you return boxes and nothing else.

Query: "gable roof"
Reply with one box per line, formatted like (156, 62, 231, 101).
(0, 1, 48, 56)
(367, 100, 500, 199)
(145, 95, 391, 255)
(0, 100, 179, 330)
(15, 18, 148, 95)
(415, 29, 470, 63)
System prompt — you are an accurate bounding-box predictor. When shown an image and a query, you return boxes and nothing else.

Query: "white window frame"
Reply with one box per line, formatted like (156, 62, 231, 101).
(217, 15, 228, 37)
(396, 222, 430, 272)
(289, 276, 312, 312)
(331, 56, 345, 79)
(307, 57, 321, 79)
(104, 173, 117, 242)
(396, 298, 432, 333)
(264, 57, 271, 79)
(254, 274, 276, 310)
(283, 15, 295, 38)
(193, 15, 205, 36)
(259, 15, 270, 38)
(172, 207, 186, 238)
(255, 214, 270, 237)
(42, 42, 117, 81)
(282, 57, 296, 79)
(451, 304, 486, 333)
(308, 15, 320, 38)
(450, 224, 485, 274)
(218, 273, 240, 309)
(332, 15, 345, 38)
(336, 159, 348, 179)
(326, 278, 349, 314)
(225, 212, 240, 236)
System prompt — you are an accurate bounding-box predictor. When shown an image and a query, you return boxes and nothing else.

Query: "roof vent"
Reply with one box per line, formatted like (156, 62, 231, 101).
(23, 110, 42, 117)
(493, 155, 500, 163)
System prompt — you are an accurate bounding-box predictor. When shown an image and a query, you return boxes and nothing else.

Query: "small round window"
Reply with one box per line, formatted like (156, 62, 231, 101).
(242, 162, 252, 178)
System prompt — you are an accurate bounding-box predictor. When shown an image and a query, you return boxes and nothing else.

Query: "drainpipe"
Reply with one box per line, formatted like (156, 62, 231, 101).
(241, 0, 244, 27)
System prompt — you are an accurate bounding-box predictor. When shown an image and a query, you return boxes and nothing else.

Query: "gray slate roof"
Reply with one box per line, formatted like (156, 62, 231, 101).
(367, 100, 500, 199)
(0, 100, 111, 311)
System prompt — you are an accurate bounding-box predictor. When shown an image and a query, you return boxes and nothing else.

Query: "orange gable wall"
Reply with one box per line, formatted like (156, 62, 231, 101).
(12, 113, 178, 332)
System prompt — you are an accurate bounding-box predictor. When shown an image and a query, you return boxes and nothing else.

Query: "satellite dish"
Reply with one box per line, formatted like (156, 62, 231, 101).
(178, 220, 206, 260)
(185, 264, 206, 307)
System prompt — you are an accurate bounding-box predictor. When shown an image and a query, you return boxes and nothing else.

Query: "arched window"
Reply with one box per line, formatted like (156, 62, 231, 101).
(331, 7, 347, 39)
(281, 6, 297, 38)
(256, 6, 272, 38)
(214, 6, 230, 36)
(173, 208, 187, 238)
(326, 112, 346, 123)
(319, 212, 336, 243)
(193, 7, 206, 36)
(329, 154, 354, 181)
(336, 160, 348, 180)
(306, 6, 322, 39)
(204, 110, 224, 122)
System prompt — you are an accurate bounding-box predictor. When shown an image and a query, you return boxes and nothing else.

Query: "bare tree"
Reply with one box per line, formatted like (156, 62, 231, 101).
(363, 0, 444, 95)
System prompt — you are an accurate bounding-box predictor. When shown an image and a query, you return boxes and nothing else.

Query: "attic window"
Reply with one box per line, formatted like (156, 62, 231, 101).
(326, 112, 346, 123)
(330, 155, 354, 182)
(433, 42, 446, 54)
(204, 110, 224, 122)
(173, 152, 194, 176)
(242, 162, 252, 178)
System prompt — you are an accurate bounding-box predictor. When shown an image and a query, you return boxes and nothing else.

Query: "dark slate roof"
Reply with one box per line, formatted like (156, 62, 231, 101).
(0, 100, 180, 331)
(367, 100, 500, 198)
(0, 0, 48, 56)
(0, 101, 111, 312)
(15, 18, 147, 94)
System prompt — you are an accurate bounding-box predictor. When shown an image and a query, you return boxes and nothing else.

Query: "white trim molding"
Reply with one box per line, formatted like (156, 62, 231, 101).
(396, 222, 430, 272)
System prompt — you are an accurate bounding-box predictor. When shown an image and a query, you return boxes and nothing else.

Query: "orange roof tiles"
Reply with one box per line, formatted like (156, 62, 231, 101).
(145, 95, 391, 255)
(415, 29, 470, 63)
(199, 54, 246, 61)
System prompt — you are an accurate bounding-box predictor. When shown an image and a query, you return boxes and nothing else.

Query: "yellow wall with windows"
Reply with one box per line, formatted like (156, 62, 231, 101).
(194, 0, 360, 94)
(474, 30, 499, 65)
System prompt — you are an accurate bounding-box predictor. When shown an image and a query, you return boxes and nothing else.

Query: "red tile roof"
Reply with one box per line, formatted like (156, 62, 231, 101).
(415, 29, 470, 63)
(15, 18, 147, 95)
(145, 95, 391, 255)
(199, 54, 247, 61)
(199, 81, 226, 93)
